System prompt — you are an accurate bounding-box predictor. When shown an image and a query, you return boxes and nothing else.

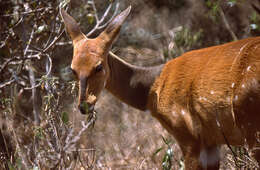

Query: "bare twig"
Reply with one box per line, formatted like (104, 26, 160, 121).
(23, 25, 41, 125)
(0, 79, 15, 89)
(24, 54, 52, 90)
(24, 24, 35, 56)
(10, 127, 31, 169)
(28, 63, 41, 125)
(0, 54, 43, 75)
(43, 29, 65, 53)
(86, 1, 119, 37)
(64, 116, 96, 152)
(0, 57, 19, 74)
(218, 5, 238, 41)
(1, 7, 53, 17)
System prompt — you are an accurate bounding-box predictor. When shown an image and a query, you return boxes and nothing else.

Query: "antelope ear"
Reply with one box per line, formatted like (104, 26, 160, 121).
(60, 9, 85, 43)
(98, 6, 131, 46)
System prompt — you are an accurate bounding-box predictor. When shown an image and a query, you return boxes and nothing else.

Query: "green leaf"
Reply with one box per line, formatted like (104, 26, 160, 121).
(61, 111, 69, 125)
(161, 135, 172, 145)
(153, 147, 164, 157)
(161, 135, 168, 144)
(82, 101, 89, 114)
(87, 14, 95, 25)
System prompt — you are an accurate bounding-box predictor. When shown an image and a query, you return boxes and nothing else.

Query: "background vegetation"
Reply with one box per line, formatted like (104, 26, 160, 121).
(0, 0, 260, 169)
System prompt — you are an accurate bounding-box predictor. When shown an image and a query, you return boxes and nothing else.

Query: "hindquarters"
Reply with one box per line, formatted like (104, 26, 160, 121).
(233, 75, 260, 148)
(232, 42, 260, 148)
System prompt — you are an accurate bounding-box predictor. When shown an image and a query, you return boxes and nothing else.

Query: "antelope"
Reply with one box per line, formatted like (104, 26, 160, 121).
(60, 6, 260, 170)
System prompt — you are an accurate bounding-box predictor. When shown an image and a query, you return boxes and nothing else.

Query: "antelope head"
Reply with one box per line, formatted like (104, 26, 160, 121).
(60, 6, 131, 115)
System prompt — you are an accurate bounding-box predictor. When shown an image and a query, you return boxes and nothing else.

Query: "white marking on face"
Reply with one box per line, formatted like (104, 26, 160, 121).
(95, 60, 103, 67)
(87, 94, 97, 104)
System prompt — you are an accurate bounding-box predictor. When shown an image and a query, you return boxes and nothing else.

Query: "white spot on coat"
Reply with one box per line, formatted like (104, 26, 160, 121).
(199, 96, 208, 102)
(247, 66, 251, 72)
(231, 83, 235, 88)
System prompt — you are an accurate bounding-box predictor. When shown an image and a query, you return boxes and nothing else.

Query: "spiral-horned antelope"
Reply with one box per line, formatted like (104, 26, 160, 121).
(60, 6, 260, 170)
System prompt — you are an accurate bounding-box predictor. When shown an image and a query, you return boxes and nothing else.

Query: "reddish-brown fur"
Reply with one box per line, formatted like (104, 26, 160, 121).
(61, 7, 260, 170)
(148, 37, 260, 169)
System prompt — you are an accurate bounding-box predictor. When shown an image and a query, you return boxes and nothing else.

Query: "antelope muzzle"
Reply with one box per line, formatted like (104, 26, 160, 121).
(78, 101, 95, 115)
(78, 93, 97, 115)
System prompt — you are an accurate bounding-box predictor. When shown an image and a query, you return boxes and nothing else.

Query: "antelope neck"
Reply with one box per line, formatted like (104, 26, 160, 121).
(105, 53, 164, 111)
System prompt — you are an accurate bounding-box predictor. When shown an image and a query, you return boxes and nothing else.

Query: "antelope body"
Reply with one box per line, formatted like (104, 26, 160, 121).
(61, 6, 260, 170)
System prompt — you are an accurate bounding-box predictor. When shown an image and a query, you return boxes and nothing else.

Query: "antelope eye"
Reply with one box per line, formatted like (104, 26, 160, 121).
(95, 64, 103, 73)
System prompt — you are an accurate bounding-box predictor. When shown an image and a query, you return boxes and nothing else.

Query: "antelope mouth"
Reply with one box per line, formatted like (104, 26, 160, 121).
(79, 102, 95, 115)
